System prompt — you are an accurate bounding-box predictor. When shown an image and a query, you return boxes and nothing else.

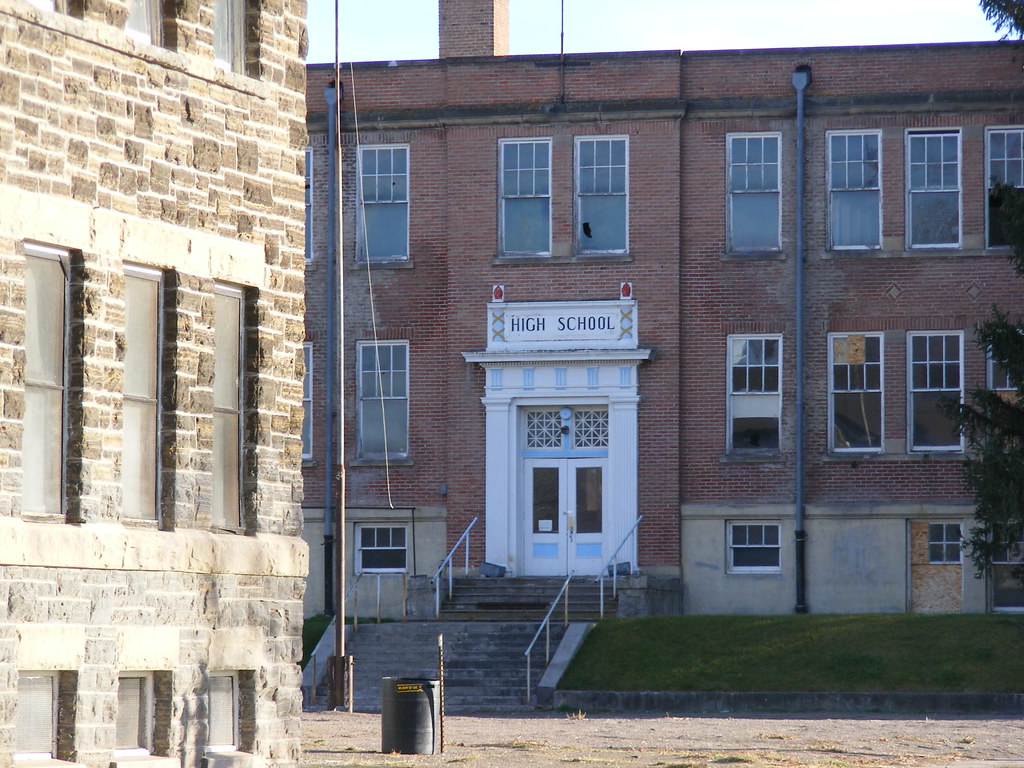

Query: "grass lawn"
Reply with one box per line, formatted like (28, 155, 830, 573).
(301, 613, 333, 668)
(558, 614, 1024, 693)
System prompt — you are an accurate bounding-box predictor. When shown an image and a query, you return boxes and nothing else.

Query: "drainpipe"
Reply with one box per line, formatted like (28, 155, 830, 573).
(323, 83, 338, 617)
(792, 65, 811, 614)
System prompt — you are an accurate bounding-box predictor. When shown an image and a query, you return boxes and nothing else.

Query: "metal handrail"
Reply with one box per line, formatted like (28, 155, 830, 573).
(347, 572, 409, 629)
(523, 572, 574, 703)
(431, 516, 479, 618)
(594, 515, 644, 619)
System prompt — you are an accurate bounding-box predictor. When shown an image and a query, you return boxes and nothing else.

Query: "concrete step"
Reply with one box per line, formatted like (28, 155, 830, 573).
(438, 577, 617, 621)
(343, 620, 567, 713)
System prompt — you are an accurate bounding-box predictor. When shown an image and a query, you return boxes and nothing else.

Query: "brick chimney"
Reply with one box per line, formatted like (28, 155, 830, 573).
(439, 0, 510, 58)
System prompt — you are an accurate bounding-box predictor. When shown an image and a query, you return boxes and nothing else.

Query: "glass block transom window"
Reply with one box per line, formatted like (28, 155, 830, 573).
(573, 409, 609, 448)
(525, 408, 609, 450)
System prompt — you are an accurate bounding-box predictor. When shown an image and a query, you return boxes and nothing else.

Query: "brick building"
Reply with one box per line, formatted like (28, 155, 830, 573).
(1, 0, 307, 761)
(302, 0, 1024, 620)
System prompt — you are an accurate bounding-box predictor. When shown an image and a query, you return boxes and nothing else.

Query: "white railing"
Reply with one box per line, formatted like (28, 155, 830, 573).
(594, 515, 644, 619)
(431, 516, 479, 618)
(523, 572, 574, 703)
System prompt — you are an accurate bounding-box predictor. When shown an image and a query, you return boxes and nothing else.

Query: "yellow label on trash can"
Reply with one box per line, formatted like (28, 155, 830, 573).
(396, 683, 424, 693)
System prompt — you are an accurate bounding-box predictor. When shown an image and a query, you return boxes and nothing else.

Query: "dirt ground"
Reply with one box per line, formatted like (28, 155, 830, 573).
(301, 709, 1024, 768)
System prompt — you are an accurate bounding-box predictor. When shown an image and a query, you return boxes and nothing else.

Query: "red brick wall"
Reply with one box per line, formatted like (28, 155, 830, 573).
(306, 41, 1024, 575)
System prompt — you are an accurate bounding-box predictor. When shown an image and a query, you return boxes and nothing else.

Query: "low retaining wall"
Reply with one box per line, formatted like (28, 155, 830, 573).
(552, 690, 1024, 715)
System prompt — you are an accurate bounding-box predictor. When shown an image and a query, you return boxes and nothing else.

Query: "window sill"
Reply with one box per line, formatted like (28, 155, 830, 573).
(121, 517, 161, 530)
(202, 752, 260, 768)
(350, 457, 415, 468)
(492, 253, 634, 266)
(722, 250, 786, 261)
(112, 756, 180, 768)
(825, 450, 963, 462)
(727, 569, 782, 576)
(720, 452, 783, 463)
(351, 258, 414, 270)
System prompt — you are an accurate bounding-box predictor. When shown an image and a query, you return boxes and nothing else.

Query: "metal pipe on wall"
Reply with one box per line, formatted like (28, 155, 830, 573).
(792, 65, 811, 614)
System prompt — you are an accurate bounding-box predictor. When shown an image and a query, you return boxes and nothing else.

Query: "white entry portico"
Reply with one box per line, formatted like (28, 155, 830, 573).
(464, 297, 650, 577)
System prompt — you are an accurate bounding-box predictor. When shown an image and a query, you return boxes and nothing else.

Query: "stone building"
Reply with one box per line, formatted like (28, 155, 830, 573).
(302, 0, 1024, 620)
(1, 0, 307, 761)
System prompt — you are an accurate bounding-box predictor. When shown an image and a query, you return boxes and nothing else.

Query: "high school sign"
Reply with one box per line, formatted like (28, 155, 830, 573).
(486, 299, 638, 352)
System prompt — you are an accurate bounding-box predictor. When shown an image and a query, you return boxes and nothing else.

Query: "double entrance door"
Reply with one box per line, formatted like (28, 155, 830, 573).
(524, 457, 606, 576)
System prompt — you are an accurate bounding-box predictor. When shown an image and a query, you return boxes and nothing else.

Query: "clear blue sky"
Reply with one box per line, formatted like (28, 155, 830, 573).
(306, 0, 1004, 65)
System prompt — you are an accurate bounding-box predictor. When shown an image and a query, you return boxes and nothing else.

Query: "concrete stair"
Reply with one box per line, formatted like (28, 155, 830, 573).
(343, 620, 567, 712)
(438, 576, 617, 621)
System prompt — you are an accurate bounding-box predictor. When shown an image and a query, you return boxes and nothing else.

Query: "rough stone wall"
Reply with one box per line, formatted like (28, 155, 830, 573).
(0, 0, 308, 761)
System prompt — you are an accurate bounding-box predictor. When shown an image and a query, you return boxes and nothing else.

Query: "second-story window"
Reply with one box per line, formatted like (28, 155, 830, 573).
(123, 265, 162, 521)
(23, 244, 69, 517)
(500, 138, 551, 256)
(358, 145, 409, 262)
(908, 332, 963, 452)
(829, 131, 881, 249)
(357, 341, 409, 459)
(213, 0, 244, 71)
(829, 333, 883, 453)
(907, 131, 960, 248)
(302, 343, 313, 460)
(576, 136, 627, 254)
(987, 127, 1024, 248)
(213, 284, 243, 528)
(728, 335, 781, 452)
(728, 133, 780, 252)
(126, 0, 161, 44)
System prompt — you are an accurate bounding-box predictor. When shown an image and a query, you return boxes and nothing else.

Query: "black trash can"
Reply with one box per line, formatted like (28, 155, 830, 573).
(380, 677, 440, 755)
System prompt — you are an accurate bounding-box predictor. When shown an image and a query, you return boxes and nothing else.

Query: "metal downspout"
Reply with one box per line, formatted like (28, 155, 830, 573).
(792, 65, 811, 614)
(323, 84, 338, 618)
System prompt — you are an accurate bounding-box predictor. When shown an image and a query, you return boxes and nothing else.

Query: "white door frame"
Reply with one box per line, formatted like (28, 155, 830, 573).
(465, 355, 647, 577)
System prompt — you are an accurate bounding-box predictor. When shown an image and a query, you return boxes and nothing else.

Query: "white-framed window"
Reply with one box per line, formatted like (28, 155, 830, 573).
(989, 353, 1016, 393)
(15, 672, 58, 760)
(357, 341, 409, 458)
(305, 148, 313, 262)
(115, 674, 153, 754)
(301, 343, 313, 459)
(987, 127, 1024, 248)
(727, 335, 781, 452)
(206, 674, 238, 752)
(728, 522, 781, 572)
(213, 284, 243, 528)
(992, 525, 1024, 610)
(575, 136, 628, 253)
(928, 522, 962, 564)
(123, 265, 162, 520)
(908, 332, 963, 452)
(500, 138, 551, 256)
(358, 145, 409, 262)
(357, 525, 408, 572)
(829, 333, 883, 453)
(126, 0, 160, 44)
(727, 133, 781, 252)
(907, 130, 961, 248)
(23, 243, 69, 516)
(213, 0, 244, 71)
(828, 131, 881, 249)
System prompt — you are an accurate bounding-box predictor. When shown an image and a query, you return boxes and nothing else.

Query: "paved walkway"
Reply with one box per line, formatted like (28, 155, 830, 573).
(301, 709, 1024, 768)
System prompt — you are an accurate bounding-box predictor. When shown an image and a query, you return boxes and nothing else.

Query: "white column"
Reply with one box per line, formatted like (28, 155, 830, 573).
(607, 368, 641, 567)
(482, 388, 516, 572)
